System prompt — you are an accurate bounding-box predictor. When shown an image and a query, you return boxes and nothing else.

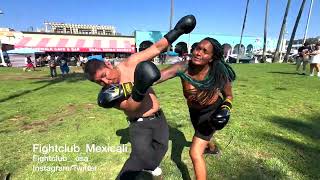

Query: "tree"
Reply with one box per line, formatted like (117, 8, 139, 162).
(237, 0, 250, 63)
(284, 0, 307, 63)
(262, 0, 269, 63)
(273, 0, 291, 63)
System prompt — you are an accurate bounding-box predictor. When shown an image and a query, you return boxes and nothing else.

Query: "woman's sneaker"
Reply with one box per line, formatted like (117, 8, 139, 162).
(204, 145, 222, 157)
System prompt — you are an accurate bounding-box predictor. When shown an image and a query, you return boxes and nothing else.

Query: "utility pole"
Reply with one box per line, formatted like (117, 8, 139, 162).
(303, 0, 313, 44)
(0, 10, 6, 66)
(237, 0, 250, 63)
(262, 0, 269, 63)
(164, 0, 174, 64)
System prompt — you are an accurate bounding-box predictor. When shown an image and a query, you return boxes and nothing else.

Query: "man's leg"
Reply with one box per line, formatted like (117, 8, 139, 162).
(53, 68, 57, 77)
(117, 122, 154, 179)
(296, 58, 302, 73)
(302, 61, 308, 75)
(150, 113, 169, 170)
(189, 136, 209, 180)
(50, 67, 54, 78)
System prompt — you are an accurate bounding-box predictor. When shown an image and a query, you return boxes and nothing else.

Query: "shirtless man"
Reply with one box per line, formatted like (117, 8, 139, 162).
(84, 15, 196, 179)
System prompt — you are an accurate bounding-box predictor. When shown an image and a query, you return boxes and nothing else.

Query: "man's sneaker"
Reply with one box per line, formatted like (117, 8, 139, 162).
(144, 167, 163, 180)
(150, 167, 162, 176)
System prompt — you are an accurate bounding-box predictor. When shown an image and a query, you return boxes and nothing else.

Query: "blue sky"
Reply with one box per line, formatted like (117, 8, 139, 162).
(0, 0, 319, 39)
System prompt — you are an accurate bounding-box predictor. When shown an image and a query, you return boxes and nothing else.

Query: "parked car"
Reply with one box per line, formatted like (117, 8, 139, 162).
(227, 54, 255, 63)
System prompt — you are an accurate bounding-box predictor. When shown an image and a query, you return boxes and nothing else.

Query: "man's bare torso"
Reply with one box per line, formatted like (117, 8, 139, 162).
(117, 62, 160, 118)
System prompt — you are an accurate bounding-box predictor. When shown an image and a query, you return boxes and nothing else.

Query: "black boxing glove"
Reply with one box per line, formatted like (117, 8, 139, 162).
(131, 61, 160, 102)
(97, 82, 133, 108)
(164, 14, 196, 44)
(209, 99, 232, 130)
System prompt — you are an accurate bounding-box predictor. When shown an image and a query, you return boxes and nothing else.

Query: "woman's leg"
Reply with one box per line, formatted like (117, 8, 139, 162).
(189, 136, 209, 180)
(310, 64, 315, 76)
(315, 63, 320, 77)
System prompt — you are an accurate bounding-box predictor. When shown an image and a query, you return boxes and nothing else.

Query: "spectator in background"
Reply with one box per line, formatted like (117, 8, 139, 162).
(58, 55, 70, 77)
(296, 42, 311, 75)
(309, 42, 320, 77)
(48, 55, 57, 78)
(24, 55, 35, 71)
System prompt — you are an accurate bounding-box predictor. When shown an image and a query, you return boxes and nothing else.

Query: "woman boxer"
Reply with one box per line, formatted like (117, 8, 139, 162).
(158, 37, 236, 180)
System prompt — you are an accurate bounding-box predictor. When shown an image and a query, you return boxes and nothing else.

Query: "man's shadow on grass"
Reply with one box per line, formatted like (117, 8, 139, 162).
(0, 73, 86, 103)
(116, 123, 192, 180)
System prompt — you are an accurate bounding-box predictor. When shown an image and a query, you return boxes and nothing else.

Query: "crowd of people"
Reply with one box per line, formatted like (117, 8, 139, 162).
(22, 54, 126, 78)
(296, 41, 320, 78)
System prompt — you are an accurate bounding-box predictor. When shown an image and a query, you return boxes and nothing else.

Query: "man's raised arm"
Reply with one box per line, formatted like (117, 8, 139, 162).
(126, 15, 196, 66)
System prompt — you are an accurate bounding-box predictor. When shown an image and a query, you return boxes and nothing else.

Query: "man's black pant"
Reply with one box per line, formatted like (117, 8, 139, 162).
(117, 110, 169, 179)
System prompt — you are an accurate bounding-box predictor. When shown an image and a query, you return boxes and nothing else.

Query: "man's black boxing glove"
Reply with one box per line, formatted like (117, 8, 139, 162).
(97, 83, 133, 108)
(164, 14, 196, 44)
(209, 99, 232, 130)
(131, 61, 160, 102)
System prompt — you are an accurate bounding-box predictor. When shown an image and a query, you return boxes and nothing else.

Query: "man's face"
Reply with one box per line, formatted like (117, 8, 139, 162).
(93, 62, 120, 86)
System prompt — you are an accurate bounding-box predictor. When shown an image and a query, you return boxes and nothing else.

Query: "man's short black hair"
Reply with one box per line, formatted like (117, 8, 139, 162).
(83, 60, 106, 81)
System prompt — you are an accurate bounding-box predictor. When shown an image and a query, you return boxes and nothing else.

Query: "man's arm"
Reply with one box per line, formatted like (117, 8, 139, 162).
(126, 38, 169, 66)
(125, 15, 196, 66)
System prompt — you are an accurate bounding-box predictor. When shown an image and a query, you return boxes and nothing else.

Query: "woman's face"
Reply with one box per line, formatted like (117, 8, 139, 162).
(191, 40, 214, 66)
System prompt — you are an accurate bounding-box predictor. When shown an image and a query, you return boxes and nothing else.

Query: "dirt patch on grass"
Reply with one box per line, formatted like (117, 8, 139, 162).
(0, 74, 50, 81)
(21, 104, 78, 132)
(255, 151, 273, 159)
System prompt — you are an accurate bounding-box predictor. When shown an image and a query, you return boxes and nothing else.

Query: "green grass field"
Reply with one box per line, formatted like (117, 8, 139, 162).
(0, 64, 319, 180)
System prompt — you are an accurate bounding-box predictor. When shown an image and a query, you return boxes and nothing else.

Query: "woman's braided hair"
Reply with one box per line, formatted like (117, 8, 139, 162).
(178, 37, 236, 90)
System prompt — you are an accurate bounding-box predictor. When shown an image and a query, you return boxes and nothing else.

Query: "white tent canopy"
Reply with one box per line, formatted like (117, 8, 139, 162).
(7, 48, 44, 54)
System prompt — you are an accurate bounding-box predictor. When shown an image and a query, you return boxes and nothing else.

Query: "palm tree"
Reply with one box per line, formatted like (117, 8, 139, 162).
(284, 0, 307, 63)
(303, 0, 314, 44)
(262, 0, 269, 63)
(273, 0, 291, 63)
(237, 0, 250, 63)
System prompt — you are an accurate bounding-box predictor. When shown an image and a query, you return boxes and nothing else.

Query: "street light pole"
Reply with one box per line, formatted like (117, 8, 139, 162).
(164, 0, 174, 64)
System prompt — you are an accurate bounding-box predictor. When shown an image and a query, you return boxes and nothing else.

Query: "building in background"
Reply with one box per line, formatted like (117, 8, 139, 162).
(0, 28, 23, 66)
(44, 22, 116, 36)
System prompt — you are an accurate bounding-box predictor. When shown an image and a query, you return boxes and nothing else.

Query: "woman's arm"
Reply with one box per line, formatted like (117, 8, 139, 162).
(309, 50, 320, 55)
(155, 60, 188, 85)
(222, 81, 233, 101)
